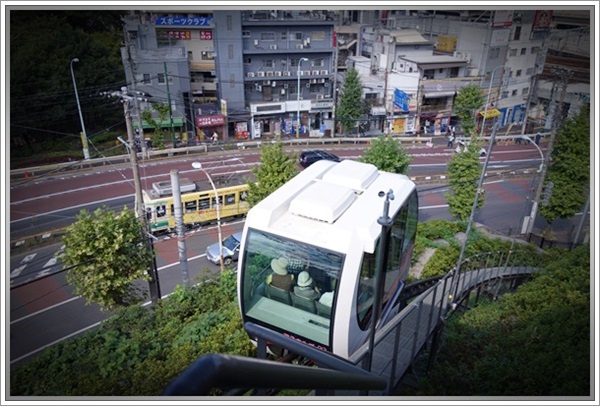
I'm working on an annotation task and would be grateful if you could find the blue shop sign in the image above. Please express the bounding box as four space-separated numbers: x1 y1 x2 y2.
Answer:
155 16 213 26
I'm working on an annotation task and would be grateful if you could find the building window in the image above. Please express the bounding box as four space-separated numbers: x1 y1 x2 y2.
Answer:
244 57 252 65
522 87 529 95
531 46 540 54
228 44 234 59
520 47 527 55
230 74 235 88
265 59 275 68
293 32 303 41
157 73 165 84
512 89 518 96
242 30 250 37
313 58 324 67
143 74 150 84
261 32 276 40
281 31 287 40
489 47 500 59
227 15 232 30
450 67 459 77
509 48 517 57
310 31 325 40
514 25 521 41
516 69 522 77
201 51 214 60
526 67 533 75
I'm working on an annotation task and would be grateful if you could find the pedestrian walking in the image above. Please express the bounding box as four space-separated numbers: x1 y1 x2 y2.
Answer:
447 125 455 148
535 132 541 145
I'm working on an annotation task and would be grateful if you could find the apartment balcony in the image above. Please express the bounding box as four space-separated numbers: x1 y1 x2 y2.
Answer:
190 60 215 72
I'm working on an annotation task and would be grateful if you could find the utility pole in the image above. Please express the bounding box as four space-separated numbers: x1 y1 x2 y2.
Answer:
521 74 537 136
525 68 572 235
164 61 176 149
125 36 148 160
122 92 162 304
170 169 190 286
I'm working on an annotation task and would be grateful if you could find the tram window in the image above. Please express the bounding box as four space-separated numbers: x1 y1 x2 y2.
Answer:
185 200 197 213
156 205 166 218
199 196 210 210
240 190 248 201
225 193 235 205
241 228 343 348
212 195 223 207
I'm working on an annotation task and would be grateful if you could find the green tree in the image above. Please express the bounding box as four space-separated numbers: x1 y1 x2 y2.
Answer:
539 106 590 224
336 67 363 135
246 141 299 207
142 102 170 149
59 206 153 311
445 142 484 221
453 83 485 138
359 135 412 174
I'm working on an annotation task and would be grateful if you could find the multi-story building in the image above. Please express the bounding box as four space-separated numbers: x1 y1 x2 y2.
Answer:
121 9 336 142
215 10 336 139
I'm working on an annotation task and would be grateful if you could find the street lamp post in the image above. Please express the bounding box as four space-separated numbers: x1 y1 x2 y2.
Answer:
521 134 545 234
480 65 504 139
297 57 309 138
191 162 224 273
70 58 91 160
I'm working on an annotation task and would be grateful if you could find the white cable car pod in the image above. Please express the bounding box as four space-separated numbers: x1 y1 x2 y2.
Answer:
237 159 418 360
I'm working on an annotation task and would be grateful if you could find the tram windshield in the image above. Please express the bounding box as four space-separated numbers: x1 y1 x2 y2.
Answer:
240 228 344 350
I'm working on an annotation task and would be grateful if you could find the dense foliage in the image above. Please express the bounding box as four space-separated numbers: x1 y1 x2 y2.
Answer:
539 106 590 225
10 270 255 396
336 68 363 135
59 206 152 311
10 11 126 161
358 135 413 174
416 220 544 279
245 141 299 207
415 244 590 396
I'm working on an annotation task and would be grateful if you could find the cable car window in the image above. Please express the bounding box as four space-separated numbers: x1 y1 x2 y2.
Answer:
356 190 418 330
240 228 344 349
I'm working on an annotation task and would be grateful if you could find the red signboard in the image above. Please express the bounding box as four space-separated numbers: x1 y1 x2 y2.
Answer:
196 115 225 127
199 30 213 40
166 30 191 40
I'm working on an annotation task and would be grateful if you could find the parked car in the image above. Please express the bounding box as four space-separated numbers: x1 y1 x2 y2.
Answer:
298 150 341 168
206 232 242 266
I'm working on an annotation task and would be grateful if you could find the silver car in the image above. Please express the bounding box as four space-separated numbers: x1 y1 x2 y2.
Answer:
206 232 243 266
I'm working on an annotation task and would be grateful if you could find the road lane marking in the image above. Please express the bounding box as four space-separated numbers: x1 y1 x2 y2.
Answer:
11 296 81 324
10 320 102 365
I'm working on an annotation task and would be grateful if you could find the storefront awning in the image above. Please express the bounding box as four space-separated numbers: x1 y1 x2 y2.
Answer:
479 108 501 119
134 117 184 129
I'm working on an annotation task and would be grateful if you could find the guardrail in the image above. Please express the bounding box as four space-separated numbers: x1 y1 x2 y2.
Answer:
9 135 434 180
